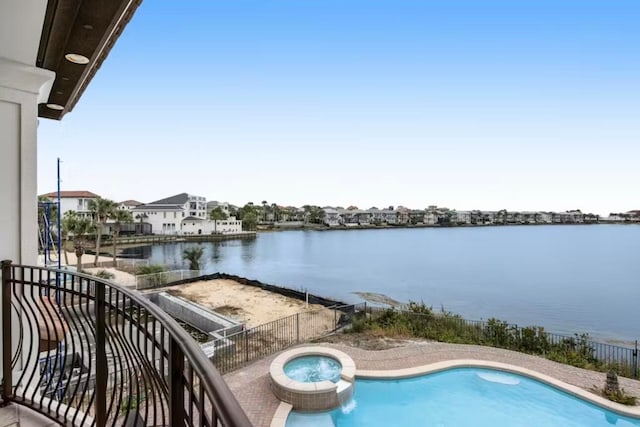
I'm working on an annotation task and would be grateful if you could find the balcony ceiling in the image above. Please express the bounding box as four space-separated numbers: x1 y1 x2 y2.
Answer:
37 0 142 120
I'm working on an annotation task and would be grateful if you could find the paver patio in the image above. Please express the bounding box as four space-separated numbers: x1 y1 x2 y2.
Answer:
224 340 640 427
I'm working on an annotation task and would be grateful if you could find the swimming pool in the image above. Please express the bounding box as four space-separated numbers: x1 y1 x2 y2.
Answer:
285 368 640 427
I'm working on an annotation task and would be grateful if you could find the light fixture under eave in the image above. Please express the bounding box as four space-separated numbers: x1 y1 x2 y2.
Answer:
65 53 90 64
46 104 65 111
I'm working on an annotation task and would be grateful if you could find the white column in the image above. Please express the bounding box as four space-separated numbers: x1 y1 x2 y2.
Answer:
0 0 56 396
0 60 55 397
0 58 55 265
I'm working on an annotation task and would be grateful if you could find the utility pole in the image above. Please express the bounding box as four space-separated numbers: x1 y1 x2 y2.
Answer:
57 157 62 271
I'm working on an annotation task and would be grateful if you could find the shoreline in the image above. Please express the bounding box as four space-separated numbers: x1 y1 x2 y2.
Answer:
256 222 638 233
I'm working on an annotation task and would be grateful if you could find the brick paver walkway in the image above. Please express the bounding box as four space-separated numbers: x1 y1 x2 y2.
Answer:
224 341 640 427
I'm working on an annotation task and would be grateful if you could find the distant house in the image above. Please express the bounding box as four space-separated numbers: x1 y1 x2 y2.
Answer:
537 212 552 224
118 200 142 211
132 193 207 235
395 207 410 224
453 211 472 224
423 211 438 225
40 190 100 218
181 216 243 235
206 200 232 218
323 208 341 226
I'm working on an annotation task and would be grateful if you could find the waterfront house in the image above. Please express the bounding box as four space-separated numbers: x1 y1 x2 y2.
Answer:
409 209 427 224
41 190 100 218
396 206 410 224
453 210 472 224
479 211 497 225
1 2 251 425
378 208 398 224
337 209 359 225
565 210 585 223
421 210 436 225
538 212 553 224
323 208 342 226
181 216 243 235
132 193 207 234
584 213 600 223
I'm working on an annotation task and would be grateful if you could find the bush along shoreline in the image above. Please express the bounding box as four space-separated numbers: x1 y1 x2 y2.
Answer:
350 302 639 387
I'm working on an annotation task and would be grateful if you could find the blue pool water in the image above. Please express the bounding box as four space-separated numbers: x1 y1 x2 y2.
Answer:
285 368 640 427
284 356 342 383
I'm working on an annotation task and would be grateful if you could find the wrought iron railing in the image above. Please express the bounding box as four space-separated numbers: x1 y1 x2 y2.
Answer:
1 261 252 427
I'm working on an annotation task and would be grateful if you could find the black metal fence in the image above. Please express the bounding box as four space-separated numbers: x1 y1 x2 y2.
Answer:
1 262 252 427
363 305 639 378
212 303 365 374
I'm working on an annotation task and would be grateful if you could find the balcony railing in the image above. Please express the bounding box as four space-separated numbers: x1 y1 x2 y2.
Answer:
1 261 252 427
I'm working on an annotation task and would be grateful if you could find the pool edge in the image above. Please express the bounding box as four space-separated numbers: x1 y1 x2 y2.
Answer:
270 402 292 427
356 359 640 419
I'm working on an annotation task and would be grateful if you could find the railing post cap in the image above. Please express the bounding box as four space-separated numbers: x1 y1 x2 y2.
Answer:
1 260 12 267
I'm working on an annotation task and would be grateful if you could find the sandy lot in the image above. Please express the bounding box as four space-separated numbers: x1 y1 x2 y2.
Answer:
165 279 331 327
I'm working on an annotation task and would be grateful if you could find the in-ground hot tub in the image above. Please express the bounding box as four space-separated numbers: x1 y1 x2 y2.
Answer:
284 355 342 383
270 347 356 411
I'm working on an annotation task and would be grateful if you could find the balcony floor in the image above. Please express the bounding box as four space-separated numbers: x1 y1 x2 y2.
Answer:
0 403 60 427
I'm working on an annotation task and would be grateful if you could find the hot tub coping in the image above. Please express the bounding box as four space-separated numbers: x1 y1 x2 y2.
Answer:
270 346 356 384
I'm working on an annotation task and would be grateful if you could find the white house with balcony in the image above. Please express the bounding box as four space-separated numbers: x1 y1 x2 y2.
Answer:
181 216 242 235
41 190 100 218
131 193 207 235
323 208 342 226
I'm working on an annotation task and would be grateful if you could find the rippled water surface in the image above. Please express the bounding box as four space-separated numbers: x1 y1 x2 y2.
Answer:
284 356 342 383
123 225 640 342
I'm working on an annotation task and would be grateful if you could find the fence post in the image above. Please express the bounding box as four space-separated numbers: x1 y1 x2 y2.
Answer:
634 340 638 379
334 308 338 331
296 313 300 343
94 279 107 426
244 330 249 363
1 260 13 401
169 337 185 426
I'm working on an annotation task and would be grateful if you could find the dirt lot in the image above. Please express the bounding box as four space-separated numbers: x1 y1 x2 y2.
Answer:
165 279 331 327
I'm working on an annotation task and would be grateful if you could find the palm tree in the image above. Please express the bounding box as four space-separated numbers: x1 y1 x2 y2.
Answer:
183 247 204 271
89 197 116 266
209 207 228 234
271 203 280 223
62 211 94 272
110 209 133 264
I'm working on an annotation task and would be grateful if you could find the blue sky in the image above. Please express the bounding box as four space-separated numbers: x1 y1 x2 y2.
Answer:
38 0 639 214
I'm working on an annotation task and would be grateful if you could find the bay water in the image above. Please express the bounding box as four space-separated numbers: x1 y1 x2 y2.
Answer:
123 225 640 343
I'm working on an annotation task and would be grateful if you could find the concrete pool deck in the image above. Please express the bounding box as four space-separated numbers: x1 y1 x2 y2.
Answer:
223 340 640 427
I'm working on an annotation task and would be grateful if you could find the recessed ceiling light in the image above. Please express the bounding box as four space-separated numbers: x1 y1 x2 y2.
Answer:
83 24 94 30
55 91 63 95
65 53 90 64
46 103 64 111
61 77 69 81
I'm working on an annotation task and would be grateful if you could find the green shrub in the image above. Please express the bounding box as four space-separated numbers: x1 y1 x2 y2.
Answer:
603 388 637 405
136 264 167 288
93 270 115 280
349 301 631 377
137 264 166 275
